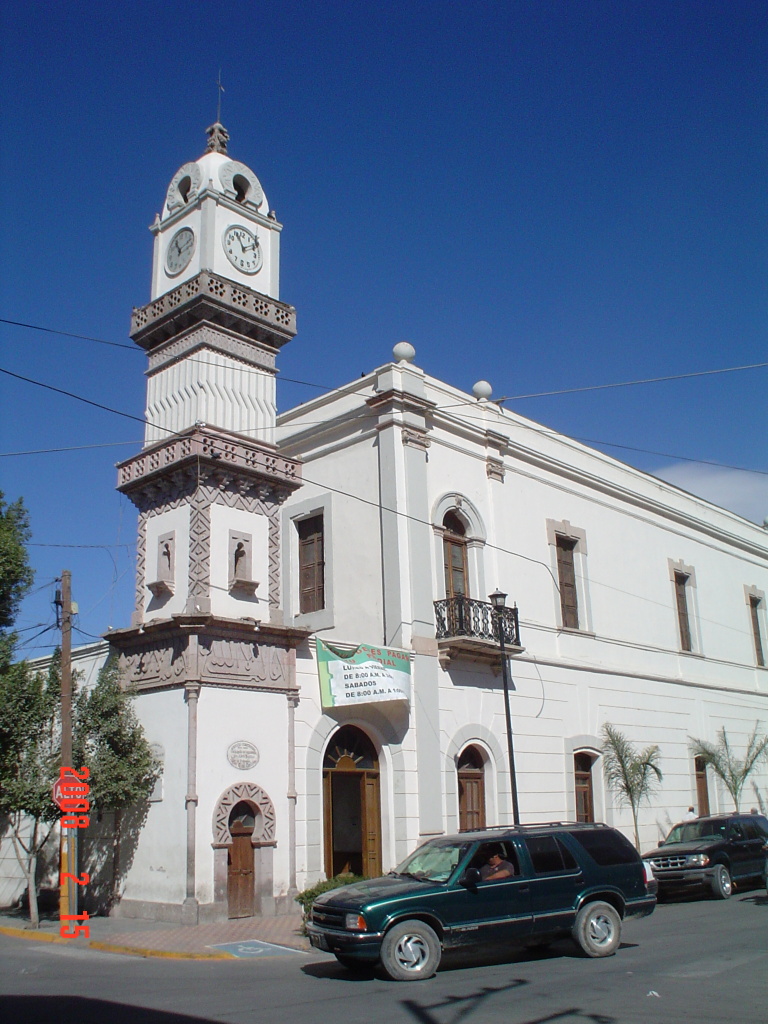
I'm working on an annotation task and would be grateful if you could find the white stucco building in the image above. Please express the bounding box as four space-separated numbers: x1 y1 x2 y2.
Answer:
9 124 766 921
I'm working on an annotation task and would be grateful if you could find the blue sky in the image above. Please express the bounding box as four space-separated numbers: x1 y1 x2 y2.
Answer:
1 1 766 658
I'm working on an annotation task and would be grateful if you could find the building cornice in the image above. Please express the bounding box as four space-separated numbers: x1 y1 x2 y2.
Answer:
131 270 296 351
117 426 302 508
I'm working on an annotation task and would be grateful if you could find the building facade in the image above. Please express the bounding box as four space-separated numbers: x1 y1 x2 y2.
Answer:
18 125 766 923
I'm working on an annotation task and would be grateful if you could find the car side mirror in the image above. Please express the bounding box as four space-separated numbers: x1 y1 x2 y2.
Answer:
460 867 482 890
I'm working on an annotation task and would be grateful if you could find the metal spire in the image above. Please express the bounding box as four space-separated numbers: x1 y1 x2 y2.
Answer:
205 71 229 154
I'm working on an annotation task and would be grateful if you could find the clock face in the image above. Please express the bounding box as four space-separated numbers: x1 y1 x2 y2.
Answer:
223 225 263 275
166 227 195 276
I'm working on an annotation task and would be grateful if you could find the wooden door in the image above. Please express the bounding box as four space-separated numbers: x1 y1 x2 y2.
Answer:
227 823 255 919
458 774 485 831
323 726 381 879
363 772 382 877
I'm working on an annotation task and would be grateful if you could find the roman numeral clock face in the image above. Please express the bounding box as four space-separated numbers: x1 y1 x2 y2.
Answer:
223 225 263 275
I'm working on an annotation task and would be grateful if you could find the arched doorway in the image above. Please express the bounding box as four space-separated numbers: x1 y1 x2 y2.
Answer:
227 801 255 918
574 752 596 823
457 745 486 831
323 725 381 878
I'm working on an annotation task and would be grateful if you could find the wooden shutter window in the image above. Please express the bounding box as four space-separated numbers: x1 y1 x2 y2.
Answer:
443 512 468 598
674 572 692 651
749 597 765 667
556 536 579 629
694 756 710 816
298 515 324 614
574 752 595 823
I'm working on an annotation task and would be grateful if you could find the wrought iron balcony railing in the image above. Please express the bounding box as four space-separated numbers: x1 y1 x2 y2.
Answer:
434 597 522 649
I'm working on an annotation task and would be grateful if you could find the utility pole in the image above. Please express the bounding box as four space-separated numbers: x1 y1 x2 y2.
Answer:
56 571 76 919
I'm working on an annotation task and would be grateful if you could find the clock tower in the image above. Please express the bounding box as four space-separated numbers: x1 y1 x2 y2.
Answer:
108 125 308 924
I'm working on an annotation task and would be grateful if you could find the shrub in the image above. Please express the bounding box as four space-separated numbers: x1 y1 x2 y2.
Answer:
294 873 363 922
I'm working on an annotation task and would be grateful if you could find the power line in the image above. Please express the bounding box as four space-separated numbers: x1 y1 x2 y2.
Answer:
2 360 767 479
0 317 137 351
502 361 768 401
0 366 147 425
0 441 139 458
4 314 768 403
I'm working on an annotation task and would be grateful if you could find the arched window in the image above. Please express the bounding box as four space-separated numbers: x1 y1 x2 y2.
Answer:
323 726 381 878
574 752 596 823
458 745 486 831
443 511 468 598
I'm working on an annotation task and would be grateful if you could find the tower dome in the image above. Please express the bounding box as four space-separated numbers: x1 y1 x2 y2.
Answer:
149 123 281 302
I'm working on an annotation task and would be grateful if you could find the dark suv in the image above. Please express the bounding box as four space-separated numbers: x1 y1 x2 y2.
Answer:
642 813 768 900
307 822 656 981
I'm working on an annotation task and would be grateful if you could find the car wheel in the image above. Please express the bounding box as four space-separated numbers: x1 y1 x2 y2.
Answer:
710 864 732 899
572 901 622 958
334 954 375 973
379 920 441 981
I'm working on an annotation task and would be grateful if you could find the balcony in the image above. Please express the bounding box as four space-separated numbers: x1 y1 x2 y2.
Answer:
434 597 523 668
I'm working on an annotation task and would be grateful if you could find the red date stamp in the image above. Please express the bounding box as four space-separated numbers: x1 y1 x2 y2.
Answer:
56 766 91 938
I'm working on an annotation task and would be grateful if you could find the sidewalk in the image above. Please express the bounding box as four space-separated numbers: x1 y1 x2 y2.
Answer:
0 907 311 959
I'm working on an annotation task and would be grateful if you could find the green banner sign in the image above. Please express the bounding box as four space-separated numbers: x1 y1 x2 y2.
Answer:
316 639 411 709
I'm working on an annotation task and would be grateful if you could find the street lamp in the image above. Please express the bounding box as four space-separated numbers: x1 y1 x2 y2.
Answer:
489 589 521 825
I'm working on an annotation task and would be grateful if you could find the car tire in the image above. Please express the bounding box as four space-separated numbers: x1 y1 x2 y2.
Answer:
334 954 375 973
710 864 732 899
379 920 441 981
572 901 622 958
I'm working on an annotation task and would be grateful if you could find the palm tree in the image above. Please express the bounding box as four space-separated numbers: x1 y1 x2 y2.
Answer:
689 724 768 811
601 723 663 850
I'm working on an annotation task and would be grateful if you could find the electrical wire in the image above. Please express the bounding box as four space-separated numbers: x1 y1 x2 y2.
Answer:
1 360 766 479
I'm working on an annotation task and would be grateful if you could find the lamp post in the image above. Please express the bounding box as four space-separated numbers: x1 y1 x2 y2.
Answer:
489 589 520 825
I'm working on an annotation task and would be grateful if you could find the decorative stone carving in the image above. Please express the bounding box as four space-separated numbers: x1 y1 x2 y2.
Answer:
227 741 260 771
206 121 229 154
119 635 188 687
146 325 278 375
130 271 296 343
486 457 505 482
401 427 431 450
165 162 202 213
218 160 264 209
117 429 300 496
199 638 289 689
213 782 275 845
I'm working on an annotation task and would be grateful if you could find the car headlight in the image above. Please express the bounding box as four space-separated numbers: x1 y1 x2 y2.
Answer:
686 854 710 867
345 913 367 931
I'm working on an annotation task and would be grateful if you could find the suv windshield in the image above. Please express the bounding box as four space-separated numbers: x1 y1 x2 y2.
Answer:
393 840 471 883
663 819 728 844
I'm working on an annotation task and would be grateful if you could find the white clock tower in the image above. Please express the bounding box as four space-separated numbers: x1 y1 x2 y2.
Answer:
109 125 308 924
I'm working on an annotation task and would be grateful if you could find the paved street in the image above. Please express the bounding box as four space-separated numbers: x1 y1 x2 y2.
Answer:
1 893 766 1024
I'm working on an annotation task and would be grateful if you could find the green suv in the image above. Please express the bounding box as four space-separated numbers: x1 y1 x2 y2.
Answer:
307 822 656 981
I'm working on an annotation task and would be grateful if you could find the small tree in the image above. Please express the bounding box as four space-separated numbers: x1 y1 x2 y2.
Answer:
601 723 663 850
689 724 768 811
74 658 160 905
0 655 62 926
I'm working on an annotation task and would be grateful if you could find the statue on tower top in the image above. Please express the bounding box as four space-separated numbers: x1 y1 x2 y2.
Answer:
206 121 229 154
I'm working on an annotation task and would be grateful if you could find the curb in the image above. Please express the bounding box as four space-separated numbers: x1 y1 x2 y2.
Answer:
0 925 71 945
88 941 235 960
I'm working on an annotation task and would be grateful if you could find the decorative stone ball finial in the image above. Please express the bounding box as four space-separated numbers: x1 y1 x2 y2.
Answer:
393 341 416 364
206 122 230 154
473 380 493 401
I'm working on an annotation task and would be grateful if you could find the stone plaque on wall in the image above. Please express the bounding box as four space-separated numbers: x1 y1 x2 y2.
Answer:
227 740 260 770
